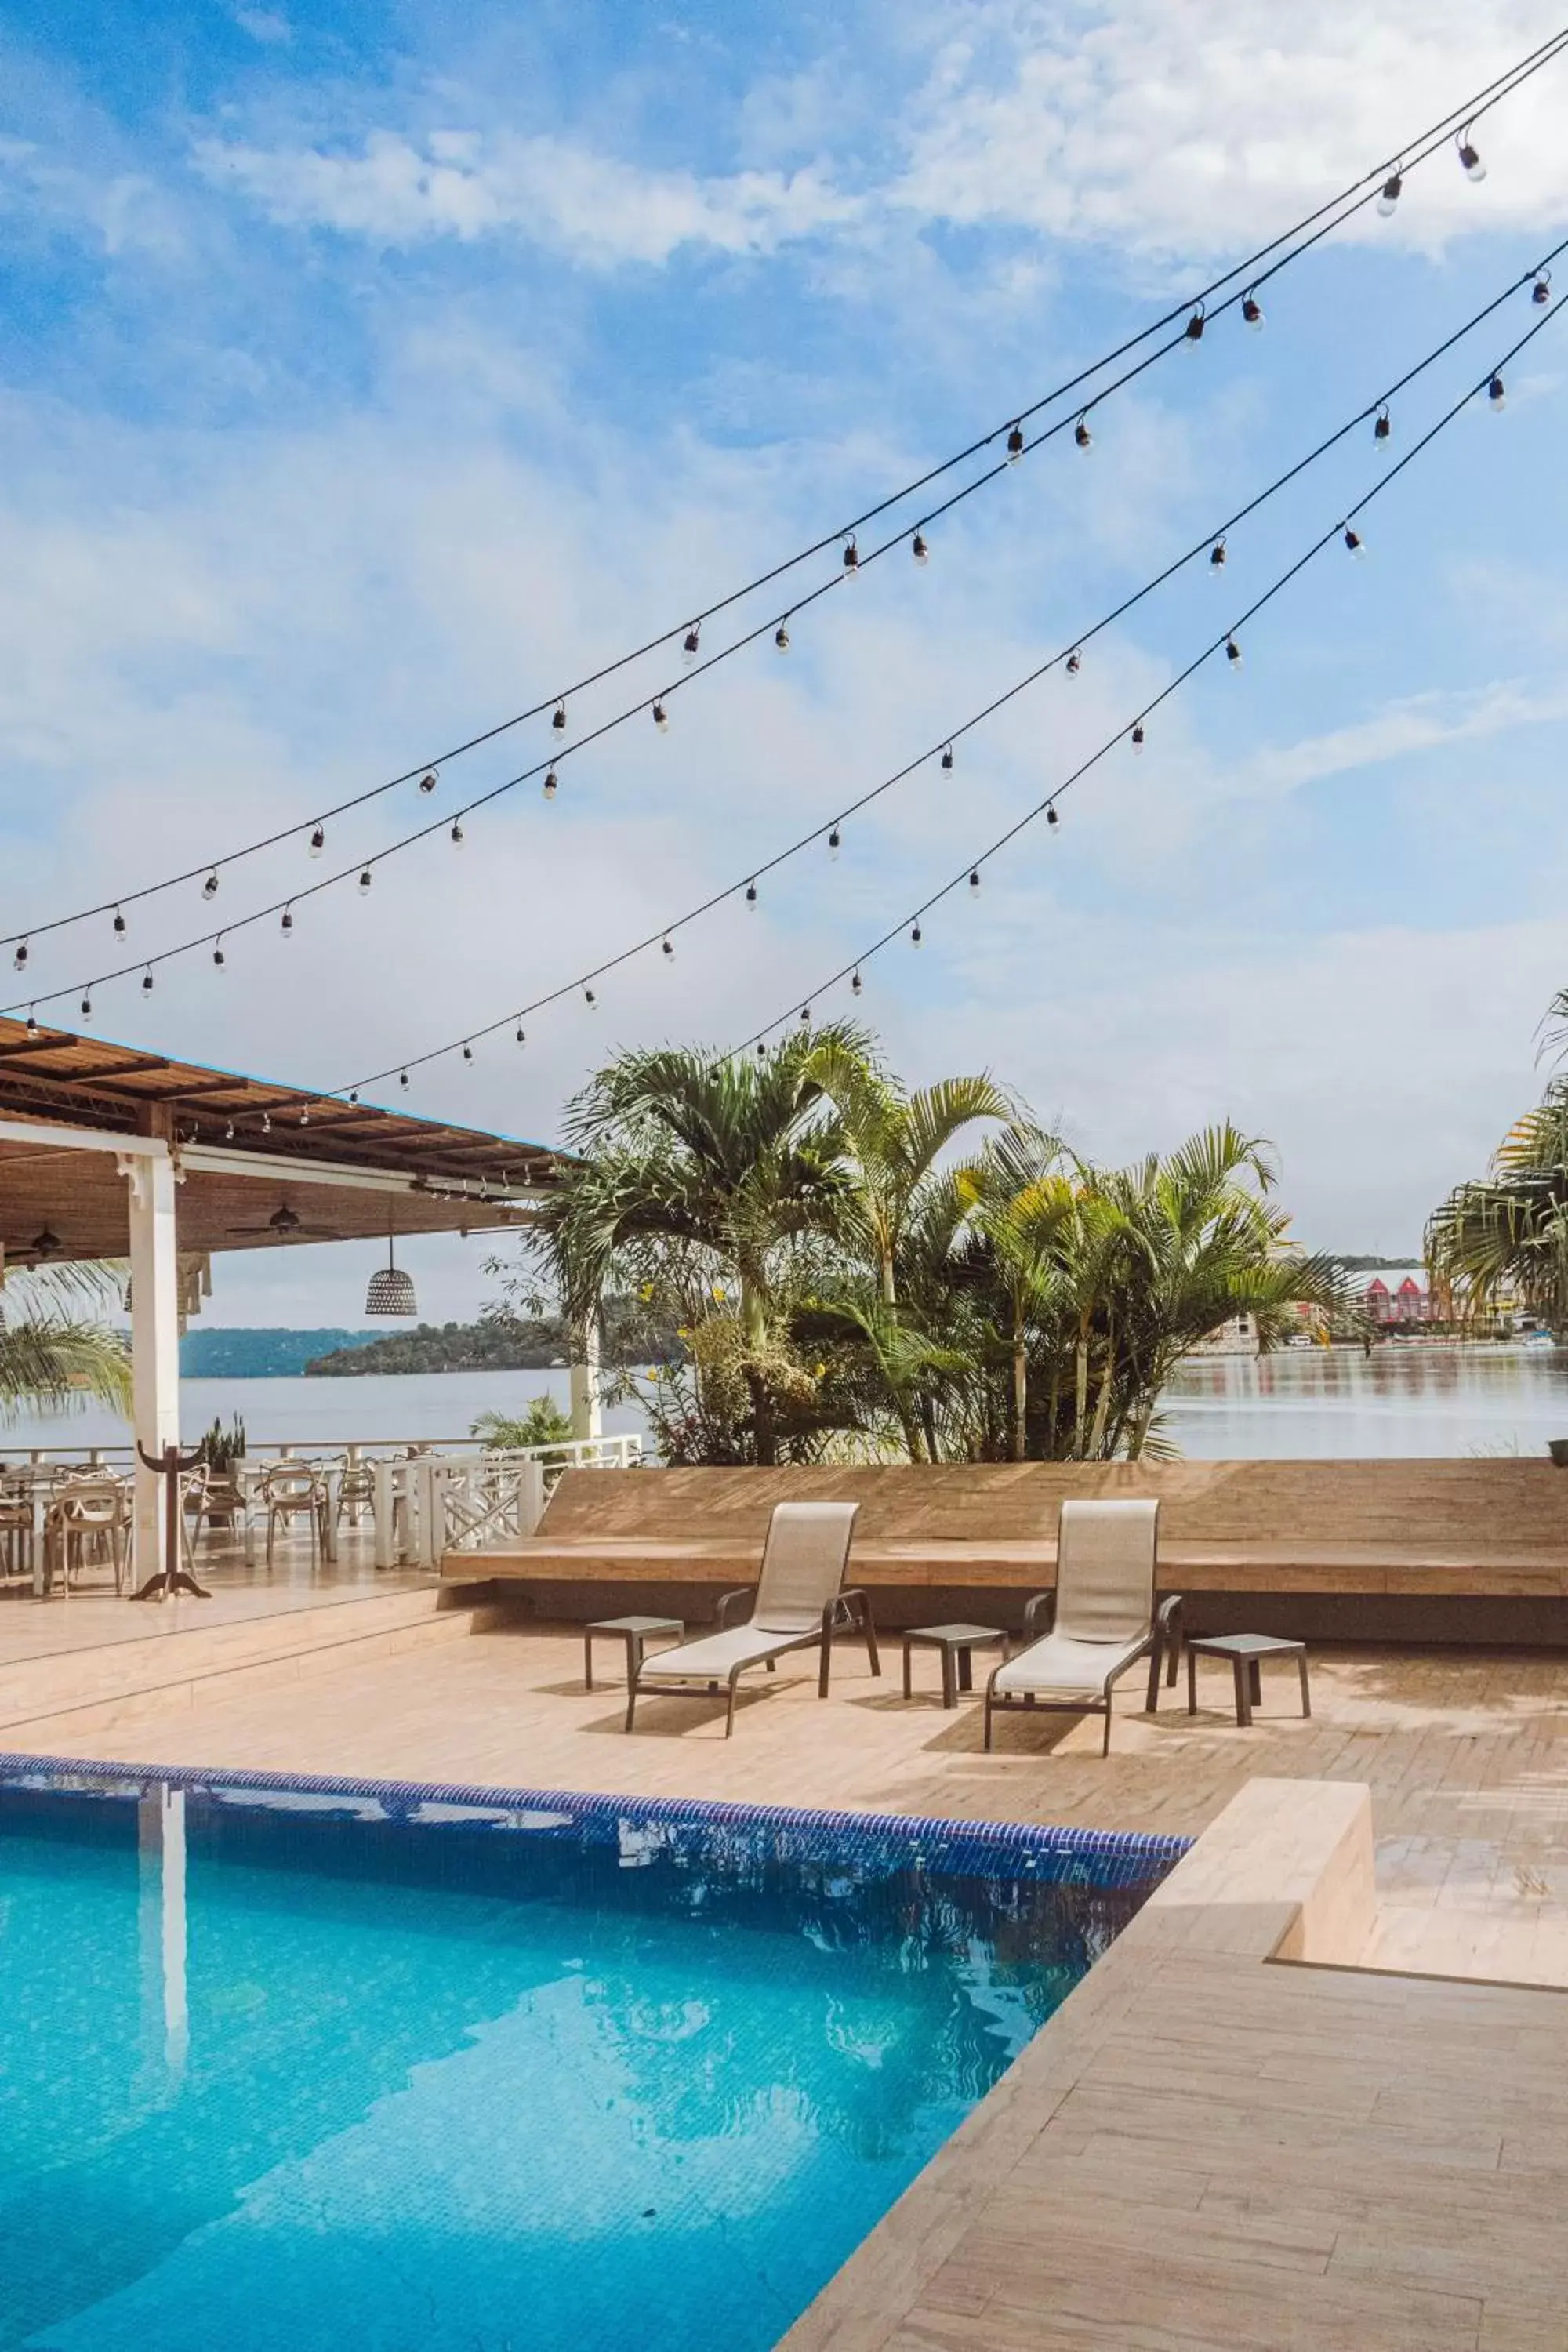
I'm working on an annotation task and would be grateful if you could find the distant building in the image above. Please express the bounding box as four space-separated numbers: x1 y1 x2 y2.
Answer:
1359 1267 1433 1327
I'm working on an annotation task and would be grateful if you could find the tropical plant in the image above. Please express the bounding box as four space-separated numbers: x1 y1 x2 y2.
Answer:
1427 998 1568 1326
197 1413 248 1473
471 1397 575 1450
0 1263 132 1422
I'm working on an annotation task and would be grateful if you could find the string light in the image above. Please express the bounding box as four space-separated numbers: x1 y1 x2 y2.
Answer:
419 770 438 794
1047 806 1059 828
1225 635 1243 667
450 819 465 844
583 986 597 1009
682 625 701 662
113 908 126 937
941 744 955 771
1074 414 1093 449
652 699 670 733
1377 168 1403 216
1534 270 1553 303
1374 405 1392 448
1131 723 1146 751
1066 647 1083 675
828 826 841 858
1210 538 1227 569
775 621 791 652
309 826 325 857
543 769 558 800
851 969 862 996
12 942 25 971
842 538 859 575
202 871 219 899
141 967 154 994
1185 305 1206 347
299 1105 310 1125
1342 524 1367 556
662 935 675 958
912 530 930 564
746 880 758 910
799 1004 811 1025
224 1120 235 1140
1488 371 1506 408
968 867 982 895
462 1042 474 1063
399 1072 409 1091
213 938 227 969
552 704 567 732
910 920 923 947
1006 423 1025 462
11 46 1568 984
1457 126 1486 180
1242 290 1265 329
358 868 373 894
25 1009 37 1037
79 990 93 1019
261 1110 272 1131
280 906 294 938
756 1039 768 1058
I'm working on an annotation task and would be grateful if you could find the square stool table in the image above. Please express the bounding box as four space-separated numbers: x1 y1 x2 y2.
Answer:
584 1613 685 1691
902 1622 1011 1709
1185 1632 1310 1727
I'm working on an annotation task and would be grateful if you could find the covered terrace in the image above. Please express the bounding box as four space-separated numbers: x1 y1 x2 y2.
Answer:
0 1011 587 1581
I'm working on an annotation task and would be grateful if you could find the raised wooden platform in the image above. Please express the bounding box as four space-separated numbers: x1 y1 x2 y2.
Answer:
447 1461 1568 1639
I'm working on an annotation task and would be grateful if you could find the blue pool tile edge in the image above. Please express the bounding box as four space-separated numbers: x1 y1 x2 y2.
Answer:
0 1747 1191 1874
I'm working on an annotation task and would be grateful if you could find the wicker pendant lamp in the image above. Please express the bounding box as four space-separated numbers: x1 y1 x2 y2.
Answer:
365 1219 416 1317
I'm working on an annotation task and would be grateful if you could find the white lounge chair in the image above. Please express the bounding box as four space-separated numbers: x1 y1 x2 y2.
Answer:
983 1498 1181 1755
625 1501 877 1736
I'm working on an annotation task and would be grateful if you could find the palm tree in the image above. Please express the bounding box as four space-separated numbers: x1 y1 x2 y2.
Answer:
956 1127 1076 1461
1427 1076 1568 1327
534 1029 862 1461
0 1264 132 1421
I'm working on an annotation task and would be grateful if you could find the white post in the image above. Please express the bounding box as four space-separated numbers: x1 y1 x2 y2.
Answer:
568 1313 602 1443
125 1152 181 1581
139 1783 188 2087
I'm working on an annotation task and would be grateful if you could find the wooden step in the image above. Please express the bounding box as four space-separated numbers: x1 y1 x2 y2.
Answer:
0 1584 493 1737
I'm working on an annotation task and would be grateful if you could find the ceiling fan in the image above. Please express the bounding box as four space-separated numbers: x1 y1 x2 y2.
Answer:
226 1203 338 1241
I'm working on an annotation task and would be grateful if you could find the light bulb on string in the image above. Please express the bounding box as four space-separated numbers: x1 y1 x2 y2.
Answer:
79 989 93 1021
662 935 675 959
450 819 465 845
828 826 841 859
202 870 220 900
1457 127 1486 181
1005 422 1025 463
462 1042 474 1064
1047 806 1059 829
1225 635 1243 668
280 906 294 938
1377 169 1403 216
419 770 438 795
358 868 373 894
1209 538 1227 570
842 537 859 575
583 986 597 1010
299 1106 310 1127
1131 723 1145 753
1533 270 1552 305
851 969 862 996
12 940 26 971
1374 405 1392 450
25 1008 37 1037
1242 290 1264 329
309 826 325 857
224 1120 235 1140
940 743 955 771
1184 305 1205 347
552 704 567 732
213 938 227 970
911 529 929 564
910 920 923 948
515 1024 526 1047
1488 372 1506 410
260 1110 272 1133
775 620 790 652
652 699 670 733
968 868 981 896
799 1005 811 1026
1065 647 1083 676
398 1072 408 1091
543 769 557 800
113 907 126 938
746 879 758 911
141 967 154 995
755 1039 768 1058
682 625 700 663
1342 524 1366 557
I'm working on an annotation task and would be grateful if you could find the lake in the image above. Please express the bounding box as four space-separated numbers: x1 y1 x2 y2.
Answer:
3 1348 1567 1461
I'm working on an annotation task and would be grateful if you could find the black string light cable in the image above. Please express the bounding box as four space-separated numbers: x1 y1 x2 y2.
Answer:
3 29 1563 963
8 225 1561 1040
269 240 1563 1102
733 299 1568 1059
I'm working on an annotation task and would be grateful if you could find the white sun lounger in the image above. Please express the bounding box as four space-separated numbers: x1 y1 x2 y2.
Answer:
625 1501 877 1736
983 1499 1181 1755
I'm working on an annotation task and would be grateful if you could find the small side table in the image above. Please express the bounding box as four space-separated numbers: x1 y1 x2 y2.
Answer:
585 1613 684 1691
1186 1632 1310 1728
902 1622 1010 1709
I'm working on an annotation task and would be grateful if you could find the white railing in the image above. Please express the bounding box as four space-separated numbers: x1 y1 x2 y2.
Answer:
0 1434 642 1470
438 1435 644 1560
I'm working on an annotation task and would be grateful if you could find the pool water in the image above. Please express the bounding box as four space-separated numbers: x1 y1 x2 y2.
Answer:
0 1765 1181 2352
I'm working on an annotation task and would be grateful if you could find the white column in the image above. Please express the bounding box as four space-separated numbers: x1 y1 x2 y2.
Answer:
125 1153 181 1579
139 1783 188 2088
568 1314 602 1443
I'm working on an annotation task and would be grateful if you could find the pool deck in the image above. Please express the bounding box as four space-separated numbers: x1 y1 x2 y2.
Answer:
4 1586 1567 2347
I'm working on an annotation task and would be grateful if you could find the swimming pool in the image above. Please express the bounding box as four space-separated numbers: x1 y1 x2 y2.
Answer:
0 1757 1184 2352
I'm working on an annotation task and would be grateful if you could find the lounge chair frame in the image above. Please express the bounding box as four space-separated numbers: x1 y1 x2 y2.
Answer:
626 1583 880 1736
982 1587 1182 1754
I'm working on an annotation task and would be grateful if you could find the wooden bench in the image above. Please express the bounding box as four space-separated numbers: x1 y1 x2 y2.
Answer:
444 1461 1568 1638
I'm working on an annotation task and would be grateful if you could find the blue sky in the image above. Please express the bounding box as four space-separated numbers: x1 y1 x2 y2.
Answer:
3 0 1568 1326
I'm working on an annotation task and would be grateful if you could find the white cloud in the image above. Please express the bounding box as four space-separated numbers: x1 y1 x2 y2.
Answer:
1234 680 1568 798
194 129 859 263
0 134 184 257
887 0 1568 259
235 7 291 41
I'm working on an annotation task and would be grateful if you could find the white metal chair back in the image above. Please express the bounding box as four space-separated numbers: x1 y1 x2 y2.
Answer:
753 1502 860 1632
1054 1499 1159 1646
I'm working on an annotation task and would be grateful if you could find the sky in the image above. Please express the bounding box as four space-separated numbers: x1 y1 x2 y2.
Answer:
3 0 1568 1329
